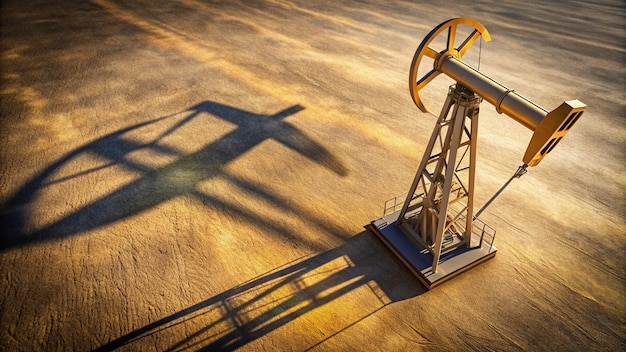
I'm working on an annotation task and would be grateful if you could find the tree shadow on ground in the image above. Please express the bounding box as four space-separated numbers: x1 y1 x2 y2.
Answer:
93 228 426 351
1 101 347 251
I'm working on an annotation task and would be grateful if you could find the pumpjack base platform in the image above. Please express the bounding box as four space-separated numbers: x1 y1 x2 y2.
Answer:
369 210 496 290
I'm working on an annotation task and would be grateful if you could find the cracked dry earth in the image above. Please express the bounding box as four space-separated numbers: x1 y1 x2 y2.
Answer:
1 0 625 351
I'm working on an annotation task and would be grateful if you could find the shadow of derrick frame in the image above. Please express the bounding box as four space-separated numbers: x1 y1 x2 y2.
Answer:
93 230 424 351
1 101 348 251
2 101 425 350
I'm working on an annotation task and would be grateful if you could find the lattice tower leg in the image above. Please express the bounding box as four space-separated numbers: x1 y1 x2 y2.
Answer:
397 85 482 272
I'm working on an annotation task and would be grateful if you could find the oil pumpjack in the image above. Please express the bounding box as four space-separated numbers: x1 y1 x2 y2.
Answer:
369 18 586 289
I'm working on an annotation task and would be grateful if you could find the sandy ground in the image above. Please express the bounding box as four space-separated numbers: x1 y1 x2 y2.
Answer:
1 0 624 351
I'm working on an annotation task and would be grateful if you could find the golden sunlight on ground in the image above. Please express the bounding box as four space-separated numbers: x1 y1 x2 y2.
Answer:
1 0 624 351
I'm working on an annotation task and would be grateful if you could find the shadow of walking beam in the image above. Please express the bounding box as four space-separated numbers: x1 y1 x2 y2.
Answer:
93 230 425 351
1 101 347 251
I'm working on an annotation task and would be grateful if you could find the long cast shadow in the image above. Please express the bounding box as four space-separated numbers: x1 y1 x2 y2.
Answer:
1 101 348 251
93 229 426 351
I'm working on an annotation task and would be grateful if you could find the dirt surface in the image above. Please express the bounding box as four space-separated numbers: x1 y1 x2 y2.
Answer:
1 0 624 351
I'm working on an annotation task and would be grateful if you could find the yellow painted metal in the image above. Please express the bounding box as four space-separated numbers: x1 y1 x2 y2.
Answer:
523 100 586 166
439 58 547 130
409 18 491 114
409 17 586 166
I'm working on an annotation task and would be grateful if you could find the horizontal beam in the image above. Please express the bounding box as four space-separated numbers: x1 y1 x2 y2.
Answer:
440 56 547 130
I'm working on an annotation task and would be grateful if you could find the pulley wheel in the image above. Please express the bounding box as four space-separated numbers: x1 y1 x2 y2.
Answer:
410 18 491 114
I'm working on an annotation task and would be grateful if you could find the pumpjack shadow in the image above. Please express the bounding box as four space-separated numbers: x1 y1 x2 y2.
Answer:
93 230 424 351
2 100 425 350
1 101 347 251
